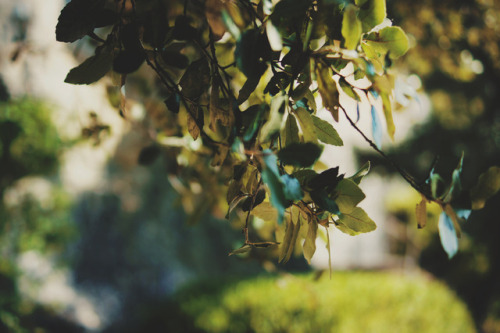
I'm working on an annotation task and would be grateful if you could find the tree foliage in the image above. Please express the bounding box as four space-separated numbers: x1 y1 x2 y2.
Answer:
55 0 499 263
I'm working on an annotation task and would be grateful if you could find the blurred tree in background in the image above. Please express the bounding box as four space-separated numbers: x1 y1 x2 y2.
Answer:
0 98 81 331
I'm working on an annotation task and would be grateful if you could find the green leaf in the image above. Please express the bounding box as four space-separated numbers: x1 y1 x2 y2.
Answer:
443 152 464 203
65 51 113 85
227 195 247 218
164 94 180 114
113 49 145 74
470 166 500 210
266 20 283 52
339 77 361 101
259 94 286 142
380 92 395 140
242 188 266 211
221 9 241 40
238 75 262 105
308 167 343 192
240 164 260 195
304 90 317 113
235 29 270 78
341 4 362 50
355 0 386 33
251 201 278 222
303 218 318 264
293 107 318 143
242 104 265 141
173 16 198 40
337 207 376 235
56 0 106 43
282 114 300 147
277 142 323 168
293 169 318 186
363 26 409 59
161 49 190 69
349 161 371 185
229 244 252 256
335 179 366 214
316 63 340 121
310 190 340 215
438 212 458 259
279 214 301 263
311 115 343 146
271 0 312 33
180 58 211 99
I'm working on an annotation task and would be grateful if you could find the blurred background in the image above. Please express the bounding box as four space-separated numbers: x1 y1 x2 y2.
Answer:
0 0 499 332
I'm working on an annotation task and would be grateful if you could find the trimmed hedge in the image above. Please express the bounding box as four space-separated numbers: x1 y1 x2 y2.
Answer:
171 272 476 333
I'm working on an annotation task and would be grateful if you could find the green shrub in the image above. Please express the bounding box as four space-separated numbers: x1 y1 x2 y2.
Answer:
173 272 476 333
0 98 62 183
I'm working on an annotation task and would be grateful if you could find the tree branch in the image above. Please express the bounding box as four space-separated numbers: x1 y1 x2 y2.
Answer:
339 106 434 201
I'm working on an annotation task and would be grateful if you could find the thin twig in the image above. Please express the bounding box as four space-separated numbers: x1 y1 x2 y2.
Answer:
339 106 433 201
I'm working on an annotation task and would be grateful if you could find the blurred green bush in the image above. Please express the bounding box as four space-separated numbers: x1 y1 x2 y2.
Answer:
146 272 476 333
0 98 62 191
0 98 78 332
0 98 72 260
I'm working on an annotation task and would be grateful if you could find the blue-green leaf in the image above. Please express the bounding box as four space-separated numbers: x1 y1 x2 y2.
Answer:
371 105 382 149
280 174 303 201
261 150 287 224
438 212 459 259
443 152 464 203
310 190 340 215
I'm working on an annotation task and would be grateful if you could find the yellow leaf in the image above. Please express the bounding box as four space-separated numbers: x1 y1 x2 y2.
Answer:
205 0 225 40
187 108 200 140
251 201 278 222
316 62 340 121
303 217 318 264
416 196 427 229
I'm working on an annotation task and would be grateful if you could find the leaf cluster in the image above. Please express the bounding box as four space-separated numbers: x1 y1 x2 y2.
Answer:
55 0 499 263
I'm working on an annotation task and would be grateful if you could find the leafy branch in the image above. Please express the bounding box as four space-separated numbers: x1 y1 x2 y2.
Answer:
55 0 500 264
